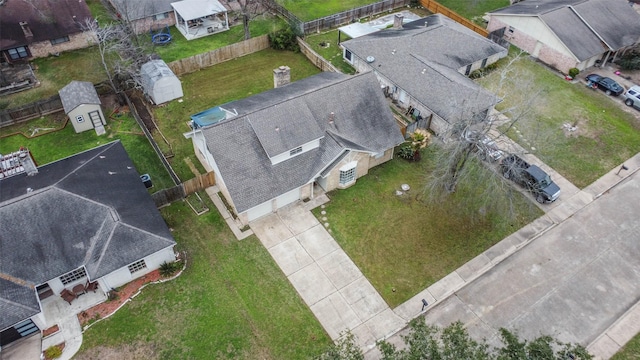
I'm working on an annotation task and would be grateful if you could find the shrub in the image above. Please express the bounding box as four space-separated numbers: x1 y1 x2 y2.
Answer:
568 68 579 78
159 261 181 277
269 26 299 52
618 47 640 70
397 142 415 160
44 345 62 359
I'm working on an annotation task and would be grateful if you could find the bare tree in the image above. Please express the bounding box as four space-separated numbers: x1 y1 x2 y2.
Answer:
237 0 269 40
423 52 544 211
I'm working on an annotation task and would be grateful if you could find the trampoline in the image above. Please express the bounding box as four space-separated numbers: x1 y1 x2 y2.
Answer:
151 26 172 45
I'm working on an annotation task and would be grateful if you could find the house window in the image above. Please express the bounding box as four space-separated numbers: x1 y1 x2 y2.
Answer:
50 36 70 45
76 115 85 123
128 259 147 274
289 146 302 156
481 58 488 68
7 46 28 60
345 49 352 62
59 268 87 285
465 64 472 76
153 12 169 20
339 166 356 185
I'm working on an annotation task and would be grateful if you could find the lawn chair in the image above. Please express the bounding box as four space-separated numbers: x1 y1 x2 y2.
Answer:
85 280 99 293
60 289 76 305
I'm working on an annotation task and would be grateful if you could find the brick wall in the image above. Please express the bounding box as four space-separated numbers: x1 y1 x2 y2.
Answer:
29 32 95 58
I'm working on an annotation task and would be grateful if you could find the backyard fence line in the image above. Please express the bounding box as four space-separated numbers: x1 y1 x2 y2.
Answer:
0 95 64 128
167 35 270 76
183 171 216 195
419 0 488 36
152 172 216 208
296 37 340 73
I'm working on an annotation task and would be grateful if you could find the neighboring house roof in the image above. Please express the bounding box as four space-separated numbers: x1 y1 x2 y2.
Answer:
59 81 101 114
110 0 175 21
342 14 504 123
200 72 404 213
0 141 176 331
171 0 227 21
0 0 93 51
490 0 640 60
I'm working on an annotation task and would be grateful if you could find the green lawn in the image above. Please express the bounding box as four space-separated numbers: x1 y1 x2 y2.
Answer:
0 112 174 190
314 147 541 307
276 0 381 21
153 16 286 63
612 333 640 360
436 0 510 20
86 0 115 24
478 55 640 188
153 49 321 180
1 47 107 109
303 30 356 74
76 198 331 359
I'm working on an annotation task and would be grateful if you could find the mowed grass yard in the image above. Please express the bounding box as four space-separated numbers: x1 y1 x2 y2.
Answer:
315 147 541 307
478 55 640 188
153 49 321 180
77 198 331 359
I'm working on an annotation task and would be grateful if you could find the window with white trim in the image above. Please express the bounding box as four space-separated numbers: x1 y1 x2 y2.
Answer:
60 268 87 285
128 259 147 274
50 36 70 45
339 167 356 185
289 146 302 156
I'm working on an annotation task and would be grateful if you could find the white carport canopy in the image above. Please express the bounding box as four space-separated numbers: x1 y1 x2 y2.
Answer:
171 0 226 21
338 23 380 39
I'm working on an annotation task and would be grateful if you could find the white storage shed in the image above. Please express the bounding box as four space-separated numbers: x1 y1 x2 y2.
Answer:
140 60 183 105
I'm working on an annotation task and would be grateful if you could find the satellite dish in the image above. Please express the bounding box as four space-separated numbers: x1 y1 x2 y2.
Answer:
366 56 375 63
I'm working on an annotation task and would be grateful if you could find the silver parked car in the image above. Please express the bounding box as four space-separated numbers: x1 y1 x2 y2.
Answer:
462 130 504 162
623 85 640 110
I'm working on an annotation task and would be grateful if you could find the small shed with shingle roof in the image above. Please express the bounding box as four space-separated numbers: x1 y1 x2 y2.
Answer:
140 60 183 105
59 80 105 134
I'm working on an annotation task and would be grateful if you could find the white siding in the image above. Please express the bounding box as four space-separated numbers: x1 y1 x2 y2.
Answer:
101 247 176 289
68 104 102 133
275 187 300 208
497 15 575 59
270 138 321 165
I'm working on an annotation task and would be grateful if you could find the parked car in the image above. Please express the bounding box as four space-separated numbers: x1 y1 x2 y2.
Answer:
462 129 503 162
500 154 561 203
585 74 624 96
623 85 640 110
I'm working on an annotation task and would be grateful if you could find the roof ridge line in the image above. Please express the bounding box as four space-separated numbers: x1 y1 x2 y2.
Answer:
52 141 118 186
89 222 119 279
118 222 176 245
0 271 34 288
0 296 40 312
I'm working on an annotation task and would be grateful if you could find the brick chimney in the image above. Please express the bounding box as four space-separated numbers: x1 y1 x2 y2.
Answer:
393 14 404 30
273 66 290 88
20 21 33 41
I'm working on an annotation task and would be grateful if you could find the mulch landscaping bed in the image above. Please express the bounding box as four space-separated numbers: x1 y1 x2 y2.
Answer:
78 270 161 327
43 324 59 337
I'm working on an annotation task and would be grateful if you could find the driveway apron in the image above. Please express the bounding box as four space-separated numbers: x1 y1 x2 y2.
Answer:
250 202 405 348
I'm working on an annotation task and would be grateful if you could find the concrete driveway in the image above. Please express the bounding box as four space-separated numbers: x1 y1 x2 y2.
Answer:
250 201 405 348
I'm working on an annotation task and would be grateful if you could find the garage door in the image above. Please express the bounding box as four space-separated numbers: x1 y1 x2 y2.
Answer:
275 188 300 209
247 201 273 222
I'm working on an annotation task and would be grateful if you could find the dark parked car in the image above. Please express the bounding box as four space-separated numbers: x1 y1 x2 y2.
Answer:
500 154 561 203
585 74 624 96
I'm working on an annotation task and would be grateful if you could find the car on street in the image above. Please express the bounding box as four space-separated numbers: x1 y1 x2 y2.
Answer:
500 154 561 203
623 85 640 110
585 74 624 96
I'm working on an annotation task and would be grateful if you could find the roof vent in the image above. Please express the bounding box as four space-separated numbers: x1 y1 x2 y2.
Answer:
20 21 33 40
366 56 375 63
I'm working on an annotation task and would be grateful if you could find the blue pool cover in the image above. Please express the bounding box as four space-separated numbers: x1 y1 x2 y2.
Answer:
191 106 227 128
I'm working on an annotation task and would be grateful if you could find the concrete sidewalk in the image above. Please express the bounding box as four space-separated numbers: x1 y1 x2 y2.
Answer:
250 201 405 349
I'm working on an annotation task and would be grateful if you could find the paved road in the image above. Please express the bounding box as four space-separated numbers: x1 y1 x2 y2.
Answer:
367 155 640 359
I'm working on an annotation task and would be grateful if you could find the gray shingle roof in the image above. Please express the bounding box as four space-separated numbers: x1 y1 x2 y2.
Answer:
141 60 177 90
491 0 640 60
342 14 504 123
59 81 101 114
111 0 175 21
202 72 404 213
0 141 175 330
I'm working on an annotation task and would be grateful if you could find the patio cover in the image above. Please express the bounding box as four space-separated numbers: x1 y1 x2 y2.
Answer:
171 0 226 21
338 23 380 39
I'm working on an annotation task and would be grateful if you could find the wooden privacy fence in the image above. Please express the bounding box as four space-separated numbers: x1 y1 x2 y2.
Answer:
152 172 216 208
0 95 64 128
167 35 270 76
419 0 488 36
302 0 410 34
297 37 339 72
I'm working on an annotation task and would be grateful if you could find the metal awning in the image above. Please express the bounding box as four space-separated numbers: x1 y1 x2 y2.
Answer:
171 0 226 21
338 23 380 39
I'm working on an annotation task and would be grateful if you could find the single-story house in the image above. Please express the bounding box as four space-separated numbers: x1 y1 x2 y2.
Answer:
108 0 177 34
185 70 404 224
487 0 640 74
0 0 95 63
141 60 184 105
59 81 106 135
0 141 176 349
171 0 230 40
341 14 507 135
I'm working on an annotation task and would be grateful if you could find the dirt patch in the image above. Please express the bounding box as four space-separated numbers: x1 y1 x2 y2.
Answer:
74 343 159 360
561 114 601 139
130 95 156 131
